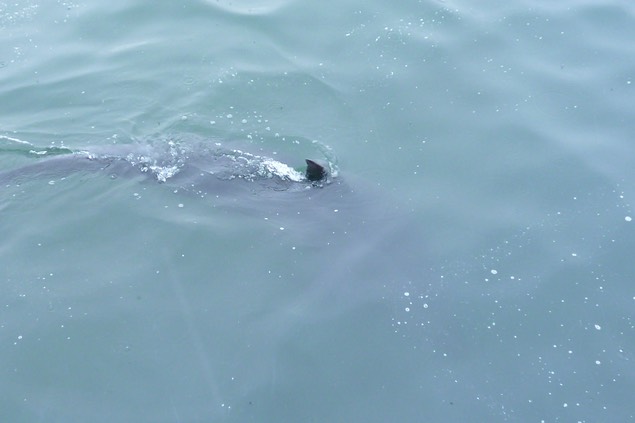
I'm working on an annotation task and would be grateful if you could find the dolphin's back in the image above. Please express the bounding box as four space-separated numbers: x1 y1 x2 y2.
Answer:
0 153 158 187
0 143 328 191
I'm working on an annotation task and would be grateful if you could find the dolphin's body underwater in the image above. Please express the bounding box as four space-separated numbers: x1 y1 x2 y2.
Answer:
0 141 330 193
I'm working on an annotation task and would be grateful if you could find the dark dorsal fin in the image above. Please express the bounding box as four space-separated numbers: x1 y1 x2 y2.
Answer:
305 159 327 181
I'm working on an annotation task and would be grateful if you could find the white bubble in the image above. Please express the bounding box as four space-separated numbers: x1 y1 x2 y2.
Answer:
625 216 632 222
594 324 601 330
490 269 498 275
404 292 410 297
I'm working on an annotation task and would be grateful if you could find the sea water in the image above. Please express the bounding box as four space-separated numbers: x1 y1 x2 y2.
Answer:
1 0 634 421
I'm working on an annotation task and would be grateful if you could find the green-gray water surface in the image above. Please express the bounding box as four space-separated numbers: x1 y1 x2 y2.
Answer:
1 0 635 422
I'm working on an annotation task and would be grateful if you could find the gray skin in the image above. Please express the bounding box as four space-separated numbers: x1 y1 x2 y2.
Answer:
0 146 352 235
0 151 328 191
0 154 143 185
0 148 344 224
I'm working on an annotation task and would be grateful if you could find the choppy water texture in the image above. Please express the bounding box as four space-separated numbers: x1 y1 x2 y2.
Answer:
1 0 635 422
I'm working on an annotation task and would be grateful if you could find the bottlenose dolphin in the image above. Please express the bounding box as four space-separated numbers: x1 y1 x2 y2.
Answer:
0 138 330 191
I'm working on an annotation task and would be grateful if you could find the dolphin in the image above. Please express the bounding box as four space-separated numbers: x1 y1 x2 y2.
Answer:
0 141 330 191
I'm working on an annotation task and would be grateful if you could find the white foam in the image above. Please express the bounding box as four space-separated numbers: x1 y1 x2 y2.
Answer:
227 149 306 182
0 135 31 145
149 165 181 182
259 158 305 182
29 150 49 155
